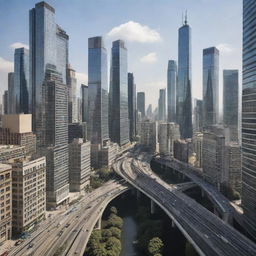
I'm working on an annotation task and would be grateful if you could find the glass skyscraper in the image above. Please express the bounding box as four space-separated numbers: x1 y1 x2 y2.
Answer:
158 88 166 121
242 0 256 239
177 17 193 139
109 40 130 146
14 47 29 114
7 72 14 114
203 47 219 127
167 60 177 122
128 73 136 141
137 92 145 118
88 36 109 145
30 2 68 137
223 70 239 142
81 84 89 123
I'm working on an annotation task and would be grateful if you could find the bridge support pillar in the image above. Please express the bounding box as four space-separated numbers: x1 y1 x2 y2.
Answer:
222 212 231 224
171 220 175 228
95 216 102 230
150 200 156 214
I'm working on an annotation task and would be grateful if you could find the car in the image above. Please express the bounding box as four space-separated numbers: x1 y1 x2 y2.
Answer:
15 240 23 246
65 224 70 228
28 243 34 249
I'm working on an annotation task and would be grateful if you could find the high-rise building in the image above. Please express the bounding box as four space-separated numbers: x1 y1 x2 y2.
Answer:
203 47 219 127
88 36 109 146
223 70 239 142
42 65 69 208
0 164 12 243
68 122 87 143
146 104 153 120
81 84 89 123
137 92 145 118
128 73 136 141
0 145 26 162
8 72 14 114
14 48 30 114
158 89 166 121
167 60 177 122
77 97 82 123
0 114 36 155
242 0 256 239
192 132 203 168
139 120 157 152
109 40 130 146
173 139 193 163
69 139 90 192
177 15 192 139
194 99 203 132
9 156 46 233
67 64 77 123
30 1 68 132
3 90 9 115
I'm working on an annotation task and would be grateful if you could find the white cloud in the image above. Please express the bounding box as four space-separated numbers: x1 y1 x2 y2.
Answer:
10 42 29 49
0 57 14 72
140 52 157 63
217 43 234 54
76 72 88 86
107 21 161 43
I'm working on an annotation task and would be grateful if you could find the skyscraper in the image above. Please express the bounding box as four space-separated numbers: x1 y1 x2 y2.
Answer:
8 72 14 114
242 0 256 239
3 90 8 115
109 40 130 146
137 92 145 118
167 60 177 122
223 70 239 142
66 64 77 123
88 36 109 145
81 84 89 123
30 2 68 133
158 88 166 121
177 15 193 138
128 73 136 141
194 99 203 132
203 47 219 127
14 47 29 114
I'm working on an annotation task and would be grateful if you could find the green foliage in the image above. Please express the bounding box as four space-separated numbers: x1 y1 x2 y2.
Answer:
105 214 123 229
109 227 121 239
102 229 112 240
148 237 164 256
110 206 118 215
105 237 121 254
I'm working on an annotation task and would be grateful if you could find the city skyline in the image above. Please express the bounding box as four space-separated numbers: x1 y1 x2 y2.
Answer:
0 0 242 108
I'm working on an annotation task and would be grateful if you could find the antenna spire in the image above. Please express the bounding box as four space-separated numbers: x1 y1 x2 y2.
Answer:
185 10 188 25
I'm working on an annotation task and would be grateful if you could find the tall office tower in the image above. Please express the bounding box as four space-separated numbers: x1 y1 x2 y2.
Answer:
9 156 46 233
109 40 130 146
128 73 136 141
81 84 89 123
30 2 68 132
0 145 26 162
194 99 203 132
242 0 256 239
167 60 177 122
139 120 157 152
203 47 219 127
77 97 82 123
0 114 36 155
223 70 239 142
158 88 166 121
193 132 203 168
137 92 145 118
69 139 90 192
3 90 9 114
14 48 30 114
8 72 14 114
88 36 109 145
174 139 193 163
67 64 77 123
42 65 69 208
177 15 192 138
146 104 153 120
0 164 12 242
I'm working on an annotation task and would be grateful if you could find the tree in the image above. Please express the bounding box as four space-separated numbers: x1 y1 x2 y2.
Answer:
105 237 121 255
102 229 112 240
110 206 118 215
148 237 164 256
109 227 121 239
106 215 123 229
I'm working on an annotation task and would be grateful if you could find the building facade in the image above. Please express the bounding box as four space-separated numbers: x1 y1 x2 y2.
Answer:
158 89 166 122
167 60 177 122
242 0 256 239
109 40 130 146
69 139 90 192
67 64 77 123
223 70 239 142
139 120 157 152
10 156 46 233
68 122 87 144
0 164 12 243
128 73 136 141
8 72 15 114
14 48 30 114
194 99 203 132
203 47 219 127
137 92 145 118
81 84 89 123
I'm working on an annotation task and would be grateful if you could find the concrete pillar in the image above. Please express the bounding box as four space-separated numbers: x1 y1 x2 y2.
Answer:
171 220 175 228
150 200 156 214
95 216 102 230
222 212 230 224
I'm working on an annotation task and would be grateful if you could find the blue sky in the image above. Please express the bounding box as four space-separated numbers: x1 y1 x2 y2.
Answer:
0 0 242 108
